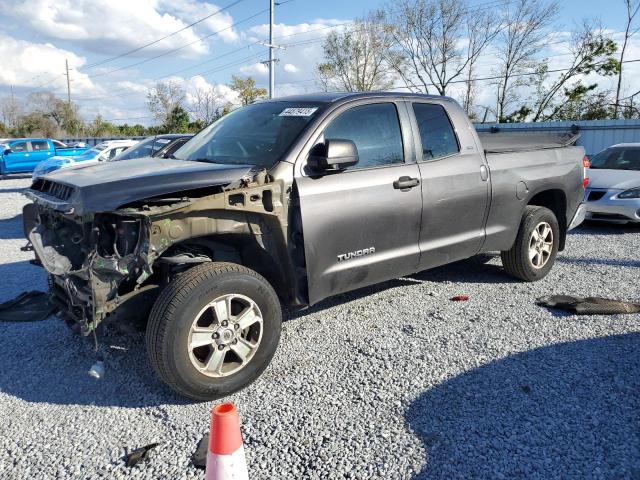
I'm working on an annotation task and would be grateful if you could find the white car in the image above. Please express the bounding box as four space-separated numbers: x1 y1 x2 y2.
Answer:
585 143 640 223
32 139 138 180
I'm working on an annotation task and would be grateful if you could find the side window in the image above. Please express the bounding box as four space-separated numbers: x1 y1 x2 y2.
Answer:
10 141 28 152
323 103 404 169
412 103 459 161
31 140 50 151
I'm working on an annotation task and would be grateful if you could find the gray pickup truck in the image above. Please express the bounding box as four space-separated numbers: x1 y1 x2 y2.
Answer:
23 92 587 400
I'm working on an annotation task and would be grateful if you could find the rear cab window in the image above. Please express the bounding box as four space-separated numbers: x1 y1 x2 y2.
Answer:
30 140 50 151
322 102 404 170
412 103 459 161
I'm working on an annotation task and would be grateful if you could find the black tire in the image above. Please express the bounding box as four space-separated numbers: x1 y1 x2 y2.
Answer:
146 262 282 401
500 206 560 282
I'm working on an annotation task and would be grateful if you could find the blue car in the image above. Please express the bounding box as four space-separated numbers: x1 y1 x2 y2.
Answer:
32 140 137 180
0 138 88 175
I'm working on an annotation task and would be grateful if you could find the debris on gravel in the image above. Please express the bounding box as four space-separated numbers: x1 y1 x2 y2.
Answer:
0 176 639 479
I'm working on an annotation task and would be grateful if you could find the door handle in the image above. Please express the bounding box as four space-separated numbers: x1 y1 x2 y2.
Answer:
480 165 488 181
393 176 420 189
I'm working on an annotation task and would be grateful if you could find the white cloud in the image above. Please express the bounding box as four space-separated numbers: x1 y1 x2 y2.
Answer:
239 62 269 77
0 0 237 58
283 63 299 73
0 33 98 95
185 75 239 107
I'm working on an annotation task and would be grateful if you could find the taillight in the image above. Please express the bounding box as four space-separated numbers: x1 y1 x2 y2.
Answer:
582 155 589 189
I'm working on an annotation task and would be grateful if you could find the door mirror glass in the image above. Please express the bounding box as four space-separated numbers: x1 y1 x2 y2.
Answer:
3 148 11 155
307 139 359 172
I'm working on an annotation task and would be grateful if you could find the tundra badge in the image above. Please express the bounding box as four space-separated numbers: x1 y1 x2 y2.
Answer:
337 247 376 262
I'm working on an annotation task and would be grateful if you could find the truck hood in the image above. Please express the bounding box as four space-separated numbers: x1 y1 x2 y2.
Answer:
26 156 254 215
588 169 640 190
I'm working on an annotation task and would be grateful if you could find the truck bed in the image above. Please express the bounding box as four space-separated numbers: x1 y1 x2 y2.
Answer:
477 131 580 154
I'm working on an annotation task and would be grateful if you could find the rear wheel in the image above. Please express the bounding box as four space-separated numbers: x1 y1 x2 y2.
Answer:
500 206 560 282
146 262 282 401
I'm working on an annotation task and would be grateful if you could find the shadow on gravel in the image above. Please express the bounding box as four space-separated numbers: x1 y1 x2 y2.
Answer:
558 255 640 269
569 221 640 236
290 256 512 320
0 213 25 240
406 333 640 479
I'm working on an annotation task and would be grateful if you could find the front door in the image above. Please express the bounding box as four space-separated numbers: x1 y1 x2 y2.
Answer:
4 140 31 173
408 101 490 270
295 101 423 304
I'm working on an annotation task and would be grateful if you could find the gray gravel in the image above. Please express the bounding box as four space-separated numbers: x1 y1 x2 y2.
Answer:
0 175 639 479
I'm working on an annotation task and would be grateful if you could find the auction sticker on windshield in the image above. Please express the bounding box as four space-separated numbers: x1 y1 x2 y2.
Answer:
279 107 318 117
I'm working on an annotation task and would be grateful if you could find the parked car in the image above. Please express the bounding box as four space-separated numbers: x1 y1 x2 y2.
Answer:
0 138 89 175
584 144 640 223
148 134 194 159
113 134 192 161
32 139 138 180
24 92 587 400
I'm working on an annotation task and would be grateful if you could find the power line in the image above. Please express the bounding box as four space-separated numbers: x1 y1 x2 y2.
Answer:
87 7 270 80
84 0 244 70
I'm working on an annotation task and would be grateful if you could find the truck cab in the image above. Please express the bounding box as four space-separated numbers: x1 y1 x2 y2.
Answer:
1 139 88 175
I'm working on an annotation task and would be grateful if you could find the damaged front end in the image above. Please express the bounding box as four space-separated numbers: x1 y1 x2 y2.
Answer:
23 164 303 336
28 207 153 334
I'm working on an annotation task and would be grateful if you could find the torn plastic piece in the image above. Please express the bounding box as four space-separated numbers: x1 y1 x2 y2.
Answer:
192 434 209 470
88 360 105 380
537 295 640 315
124 442 161 467
450 295 470 302
0 291 56 322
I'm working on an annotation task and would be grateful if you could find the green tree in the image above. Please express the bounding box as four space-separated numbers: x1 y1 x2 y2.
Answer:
229 76 266 106
162 105 190 133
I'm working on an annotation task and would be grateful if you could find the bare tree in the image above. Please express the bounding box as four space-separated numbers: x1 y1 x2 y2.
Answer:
147 81 186 124
528 22 619 121
191 85 228 125
462 10 503 115
317 11 395 92
386 0 500 97
614 0 640 117
493 0 559 122
0 95 21 129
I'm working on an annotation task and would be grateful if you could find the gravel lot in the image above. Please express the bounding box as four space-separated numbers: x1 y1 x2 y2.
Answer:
0 176 639 479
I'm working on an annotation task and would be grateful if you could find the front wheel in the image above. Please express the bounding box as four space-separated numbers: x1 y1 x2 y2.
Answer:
146 262 282 401
500 206 560 282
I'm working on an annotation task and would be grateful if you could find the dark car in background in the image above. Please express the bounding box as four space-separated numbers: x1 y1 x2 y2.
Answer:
114 134 193 161
150 134 194 159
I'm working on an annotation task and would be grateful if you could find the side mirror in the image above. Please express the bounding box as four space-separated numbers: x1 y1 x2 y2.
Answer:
307 139 359 172
3 148 12 155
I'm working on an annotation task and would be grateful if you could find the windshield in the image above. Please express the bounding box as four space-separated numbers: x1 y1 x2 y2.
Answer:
173 101 323 167
590 147 640 171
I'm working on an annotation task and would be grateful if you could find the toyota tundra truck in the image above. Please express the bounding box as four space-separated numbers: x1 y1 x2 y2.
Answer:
22 92 587 400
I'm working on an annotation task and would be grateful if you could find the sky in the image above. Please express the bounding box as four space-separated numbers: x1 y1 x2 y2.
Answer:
0 0 637 125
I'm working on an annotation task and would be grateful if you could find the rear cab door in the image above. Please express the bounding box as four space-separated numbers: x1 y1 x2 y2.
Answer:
294 97 423 304
29 139 54 169
405 98 491 270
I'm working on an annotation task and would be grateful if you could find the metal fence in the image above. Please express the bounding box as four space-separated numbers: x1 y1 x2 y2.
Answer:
474 119 640 156
61 119 640 155
58 136 147 147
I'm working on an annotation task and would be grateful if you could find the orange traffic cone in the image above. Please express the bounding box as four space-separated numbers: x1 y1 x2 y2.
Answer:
206 403 249 480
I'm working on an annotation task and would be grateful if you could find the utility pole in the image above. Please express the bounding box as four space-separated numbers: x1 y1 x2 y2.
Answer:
64 59 71 105
269 0 275 98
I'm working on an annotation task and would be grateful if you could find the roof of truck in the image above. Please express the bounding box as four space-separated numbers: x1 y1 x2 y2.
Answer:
263 91 456 104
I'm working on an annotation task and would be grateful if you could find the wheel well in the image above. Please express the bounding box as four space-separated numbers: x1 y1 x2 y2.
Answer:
527 189 567 251
159 235 290 302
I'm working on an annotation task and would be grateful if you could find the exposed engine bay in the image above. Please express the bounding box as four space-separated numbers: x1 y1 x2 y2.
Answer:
24 169 305 335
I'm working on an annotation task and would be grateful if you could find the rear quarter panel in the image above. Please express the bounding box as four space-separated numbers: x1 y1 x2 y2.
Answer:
482 145 584 252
